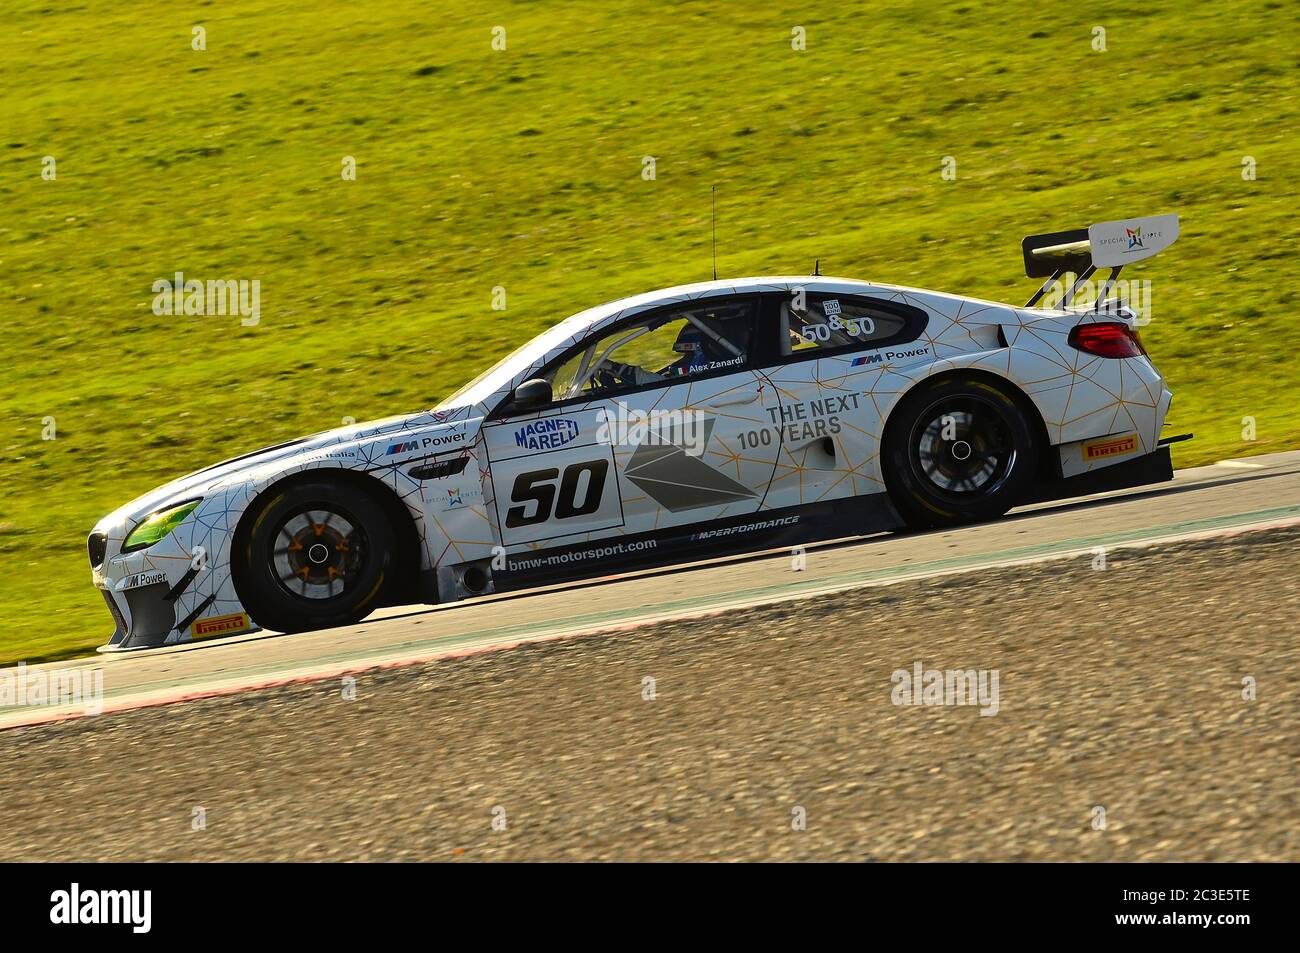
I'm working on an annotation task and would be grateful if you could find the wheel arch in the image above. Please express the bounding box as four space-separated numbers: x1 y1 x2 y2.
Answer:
884 368 1057 482
230 467 424 615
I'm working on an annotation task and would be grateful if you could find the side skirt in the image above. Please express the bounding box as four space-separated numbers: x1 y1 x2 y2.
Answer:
490 493 904 592
434 448 1176 601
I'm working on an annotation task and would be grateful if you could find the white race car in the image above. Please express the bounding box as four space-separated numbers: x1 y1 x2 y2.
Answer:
89 214 1186 650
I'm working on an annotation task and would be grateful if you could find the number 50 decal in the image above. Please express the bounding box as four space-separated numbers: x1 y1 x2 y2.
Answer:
506 459 610 528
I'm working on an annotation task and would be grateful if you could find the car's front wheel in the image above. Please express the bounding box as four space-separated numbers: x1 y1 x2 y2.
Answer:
883 377 1039 530
237 480 397 633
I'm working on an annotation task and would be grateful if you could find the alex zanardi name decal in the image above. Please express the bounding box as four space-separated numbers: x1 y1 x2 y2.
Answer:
514 417 580 451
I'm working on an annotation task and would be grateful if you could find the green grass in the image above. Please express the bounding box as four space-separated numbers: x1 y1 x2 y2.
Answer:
2 0 1297 665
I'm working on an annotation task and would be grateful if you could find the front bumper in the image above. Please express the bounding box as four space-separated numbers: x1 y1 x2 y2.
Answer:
97 581 178 651
89 518 258 652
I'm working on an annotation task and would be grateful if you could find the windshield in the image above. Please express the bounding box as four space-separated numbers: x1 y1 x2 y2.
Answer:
433 340 533 411
432 314 591 412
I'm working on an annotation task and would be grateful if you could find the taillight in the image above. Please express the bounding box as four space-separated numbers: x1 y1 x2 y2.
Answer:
1068 322 1145 359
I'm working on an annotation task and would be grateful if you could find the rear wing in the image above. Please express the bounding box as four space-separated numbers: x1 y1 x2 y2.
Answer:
1022 213 1179 308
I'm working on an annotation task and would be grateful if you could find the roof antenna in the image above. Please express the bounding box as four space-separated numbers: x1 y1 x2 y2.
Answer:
711 185 718 281
812 258 821 276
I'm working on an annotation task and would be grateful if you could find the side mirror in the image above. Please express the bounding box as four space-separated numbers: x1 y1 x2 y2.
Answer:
512 378 552 411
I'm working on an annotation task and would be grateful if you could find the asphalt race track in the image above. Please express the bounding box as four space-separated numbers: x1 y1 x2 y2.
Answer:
5 449 1300 729
1 450 1298 860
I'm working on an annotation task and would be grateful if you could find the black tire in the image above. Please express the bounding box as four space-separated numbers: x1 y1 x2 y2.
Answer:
882 377 1038 530
237 480 397 633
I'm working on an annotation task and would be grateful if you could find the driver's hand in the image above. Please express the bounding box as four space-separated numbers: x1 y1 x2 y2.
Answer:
593 362 628 390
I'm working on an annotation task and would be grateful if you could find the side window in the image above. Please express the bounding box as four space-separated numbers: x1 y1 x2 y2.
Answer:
543 300 754 402
779 293 915 357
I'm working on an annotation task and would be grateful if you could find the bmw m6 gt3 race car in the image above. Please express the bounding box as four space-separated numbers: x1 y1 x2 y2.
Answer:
89 214 1186 650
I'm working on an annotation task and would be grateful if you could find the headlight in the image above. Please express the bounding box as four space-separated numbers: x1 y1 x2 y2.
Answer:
122 500 201 553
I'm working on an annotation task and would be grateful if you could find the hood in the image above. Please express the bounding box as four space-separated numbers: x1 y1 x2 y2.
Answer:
95 407 477 533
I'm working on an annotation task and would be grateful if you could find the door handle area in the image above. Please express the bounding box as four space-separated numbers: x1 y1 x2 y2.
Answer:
703 393 759 409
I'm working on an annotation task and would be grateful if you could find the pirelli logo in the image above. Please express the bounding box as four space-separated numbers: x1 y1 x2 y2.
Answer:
1083 434 1138 460
191 612 249 639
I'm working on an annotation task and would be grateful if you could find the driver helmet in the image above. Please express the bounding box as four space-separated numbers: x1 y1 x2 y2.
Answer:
672 325 714 357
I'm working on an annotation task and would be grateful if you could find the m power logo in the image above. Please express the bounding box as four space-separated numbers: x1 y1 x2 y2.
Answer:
1083 433 1138 460
387 431 468 455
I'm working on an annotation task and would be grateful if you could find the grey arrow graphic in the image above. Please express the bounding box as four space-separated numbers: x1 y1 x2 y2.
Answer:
623 419 757 512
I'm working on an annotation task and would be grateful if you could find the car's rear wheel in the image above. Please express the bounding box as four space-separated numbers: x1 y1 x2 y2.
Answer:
237 480 397 633
883 377 1038 530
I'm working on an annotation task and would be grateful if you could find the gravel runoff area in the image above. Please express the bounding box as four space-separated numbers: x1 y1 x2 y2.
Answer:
3 528 1298 862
